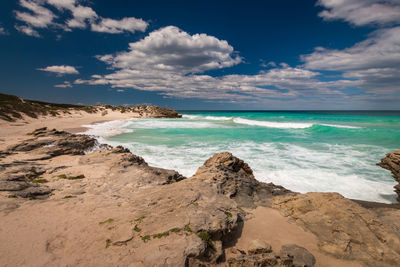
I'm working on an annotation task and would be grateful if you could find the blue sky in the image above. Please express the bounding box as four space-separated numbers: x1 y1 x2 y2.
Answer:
0 0 399 110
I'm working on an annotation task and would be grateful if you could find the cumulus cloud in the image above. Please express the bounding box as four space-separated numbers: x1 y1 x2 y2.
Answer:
38 65 79 75
14 0 148 37
73 26 358 102
317 0 400 26
98 26 242 74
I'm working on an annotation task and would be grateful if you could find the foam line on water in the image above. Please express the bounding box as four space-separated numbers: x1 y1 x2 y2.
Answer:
320 123 361 129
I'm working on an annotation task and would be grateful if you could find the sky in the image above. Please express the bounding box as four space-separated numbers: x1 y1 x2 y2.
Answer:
0 0 399 110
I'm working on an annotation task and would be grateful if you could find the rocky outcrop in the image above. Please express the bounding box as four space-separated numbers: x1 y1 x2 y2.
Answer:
378 150 400 201
272 192 400 266
8 127 98 156
131 105 182 118
0 128 98 198
192 152 291 208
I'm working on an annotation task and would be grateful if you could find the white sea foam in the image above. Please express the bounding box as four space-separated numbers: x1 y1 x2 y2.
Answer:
103 140 396 203
80 119 134 138
233 118 313 129
204 116 232 121
183 115 360 129
127 119 220 129
182 115 200 119
320 123 361 129
183 114 232 121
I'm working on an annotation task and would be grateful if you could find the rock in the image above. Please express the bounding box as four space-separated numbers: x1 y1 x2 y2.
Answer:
15 186 53 199
8 127 96 156
192 152 291 208
378 150 400 201
280 244 316 267
248 239 272 255
132 105 182 118
273 192 400 266
227 243 315 266
228 252 278 267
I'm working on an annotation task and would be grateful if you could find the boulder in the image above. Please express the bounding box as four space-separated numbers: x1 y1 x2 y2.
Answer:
280 244 316 267
192 152 291 208
248 239 273 255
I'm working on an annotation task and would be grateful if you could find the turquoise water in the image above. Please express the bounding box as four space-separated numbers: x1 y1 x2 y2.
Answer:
84 111 400 203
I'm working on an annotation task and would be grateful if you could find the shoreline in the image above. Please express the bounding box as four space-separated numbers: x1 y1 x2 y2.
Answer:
1 112 396 205
1 113 400 266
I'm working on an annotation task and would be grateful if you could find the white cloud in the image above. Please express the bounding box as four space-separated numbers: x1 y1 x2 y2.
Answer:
54 81 72 88
74 26 357 102
38 65 79 75
317 0 400 26
15 0 56 29
14 0 148 36
91 17 149 34
47 0 76 10
259 60 276 68
98 26 242 74
303 27 400 71
15 25 40 37
67 5 97 29
0 25 7 35
302 27 400 94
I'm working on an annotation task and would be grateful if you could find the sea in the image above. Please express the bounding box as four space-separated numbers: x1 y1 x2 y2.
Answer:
82 111 400 203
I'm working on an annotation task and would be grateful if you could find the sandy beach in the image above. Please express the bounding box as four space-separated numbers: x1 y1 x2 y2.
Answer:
0 109 140 150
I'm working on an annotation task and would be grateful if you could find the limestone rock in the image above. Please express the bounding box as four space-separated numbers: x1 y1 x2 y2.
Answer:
228 252 278 267
280 244 316 267
227 243 314 267
378 150 400 201
248 239 273 255
273 192 400 266
192 152 291 208
132 105 182 118
8 127 96 156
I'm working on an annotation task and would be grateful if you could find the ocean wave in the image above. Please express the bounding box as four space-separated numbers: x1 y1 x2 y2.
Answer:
233 118 313 129
204 116 232 120
319 123 361 129
80 119 134 138
107 140 396 203
184 114 360 129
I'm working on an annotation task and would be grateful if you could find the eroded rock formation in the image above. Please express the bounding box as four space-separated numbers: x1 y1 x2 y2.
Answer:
379 150 400 201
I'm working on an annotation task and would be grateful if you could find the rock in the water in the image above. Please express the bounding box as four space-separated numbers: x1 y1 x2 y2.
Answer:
248 239 272 255
378 150 400 201
280 244 316 267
